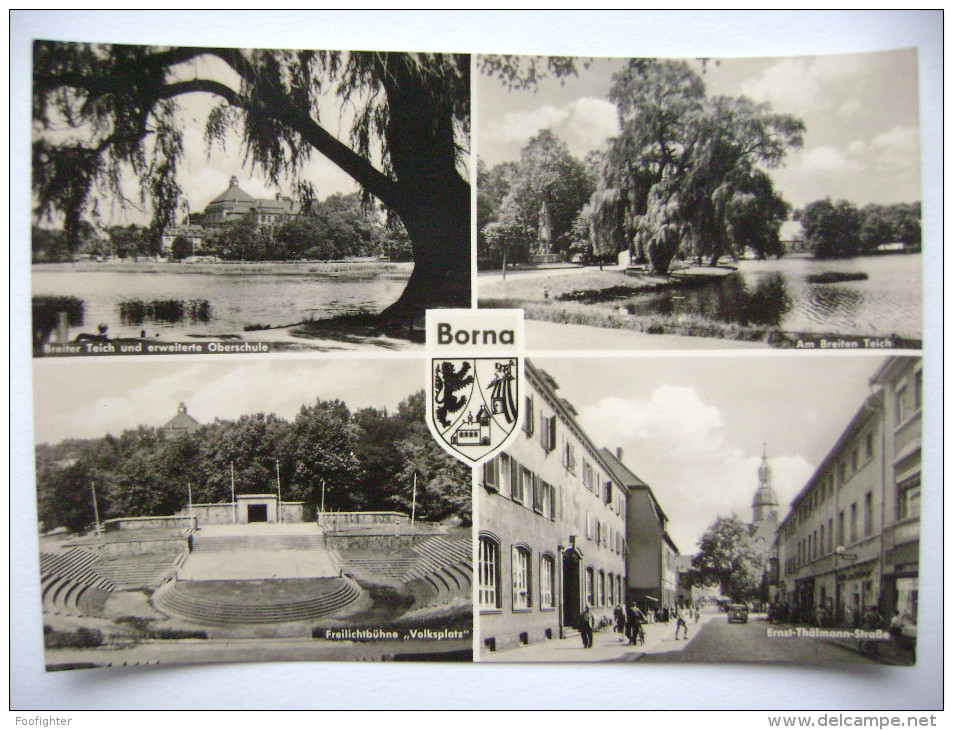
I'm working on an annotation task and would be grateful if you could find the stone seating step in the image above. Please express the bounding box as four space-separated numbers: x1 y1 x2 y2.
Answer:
152 578 361 625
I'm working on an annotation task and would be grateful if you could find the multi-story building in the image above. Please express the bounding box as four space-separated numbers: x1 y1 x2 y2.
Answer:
478 360 629 654
599 447 679 613
161 176 298 255
872 357 921 634
776 356 921 628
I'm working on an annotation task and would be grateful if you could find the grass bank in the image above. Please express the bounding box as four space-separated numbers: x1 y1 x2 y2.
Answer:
482 297 777 343
479 265 777 343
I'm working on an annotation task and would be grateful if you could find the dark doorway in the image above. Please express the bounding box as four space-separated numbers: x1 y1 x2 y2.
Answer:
247 504 268 523
562 548 582 630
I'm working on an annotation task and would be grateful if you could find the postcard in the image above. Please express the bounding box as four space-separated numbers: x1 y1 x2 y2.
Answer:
13 11 940 713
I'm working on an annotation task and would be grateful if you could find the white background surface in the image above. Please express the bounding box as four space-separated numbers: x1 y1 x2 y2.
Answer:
10 10 943 710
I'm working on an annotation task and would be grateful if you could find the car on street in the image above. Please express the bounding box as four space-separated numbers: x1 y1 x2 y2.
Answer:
727 603 749 624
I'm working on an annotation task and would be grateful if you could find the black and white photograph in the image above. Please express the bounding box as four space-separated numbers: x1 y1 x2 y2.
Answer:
31 43 470 356
31 358 472 668
12 9 941 715
477 51 923 351
478 355 921 666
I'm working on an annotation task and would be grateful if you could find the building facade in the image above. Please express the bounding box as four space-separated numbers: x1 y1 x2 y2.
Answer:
872 357 921 635
600 447 680 613
478 360 628 654
161 176 298 255
776 356 921 629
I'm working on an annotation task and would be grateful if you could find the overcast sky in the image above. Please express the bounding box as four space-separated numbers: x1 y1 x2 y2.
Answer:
477 49 921 210
33 356 425 445
531 353 888 554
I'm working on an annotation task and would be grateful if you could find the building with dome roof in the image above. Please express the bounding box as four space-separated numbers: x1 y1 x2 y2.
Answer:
161 176 299 255
161 402 201 436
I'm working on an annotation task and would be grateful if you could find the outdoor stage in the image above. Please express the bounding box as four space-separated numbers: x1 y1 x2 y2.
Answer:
177 522 340 580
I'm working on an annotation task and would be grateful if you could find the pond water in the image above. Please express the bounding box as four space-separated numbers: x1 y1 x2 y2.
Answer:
624 254 922 338
32 263 411 339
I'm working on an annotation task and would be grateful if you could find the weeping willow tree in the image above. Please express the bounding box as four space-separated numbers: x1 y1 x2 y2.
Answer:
590 59 803 273
32 42 470 321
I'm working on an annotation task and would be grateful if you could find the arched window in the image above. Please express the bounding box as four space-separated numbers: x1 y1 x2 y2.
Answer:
540 554 555 610
478 535 501 610
512 545 532 610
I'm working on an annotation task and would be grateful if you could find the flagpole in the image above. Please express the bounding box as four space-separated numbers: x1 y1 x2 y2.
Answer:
90 480 101 536
275 460 282 524
411 472 417 528
230 461 237 524
320 479 326 523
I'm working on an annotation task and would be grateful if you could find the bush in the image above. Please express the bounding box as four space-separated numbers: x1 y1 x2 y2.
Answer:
33 296 85 348
147 628 208 640
43 627 104 649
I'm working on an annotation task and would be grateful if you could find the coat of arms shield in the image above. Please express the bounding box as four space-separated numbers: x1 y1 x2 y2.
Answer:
427 357 521 465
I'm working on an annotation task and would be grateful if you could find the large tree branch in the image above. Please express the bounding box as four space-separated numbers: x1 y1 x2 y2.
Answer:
161 75 403 210
38 54 403 212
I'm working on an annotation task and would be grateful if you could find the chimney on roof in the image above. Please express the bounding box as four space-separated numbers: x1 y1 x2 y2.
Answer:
275 192 282 201
616 447 623 461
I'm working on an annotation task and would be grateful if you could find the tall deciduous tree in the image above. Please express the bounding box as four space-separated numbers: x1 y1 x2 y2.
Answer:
32 43 470 320
479 131 593 265
597 59 803 272
795 198 862 259
692 515 766 602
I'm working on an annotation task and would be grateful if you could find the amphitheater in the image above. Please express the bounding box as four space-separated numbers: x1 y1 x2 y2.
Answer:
38 508 472 661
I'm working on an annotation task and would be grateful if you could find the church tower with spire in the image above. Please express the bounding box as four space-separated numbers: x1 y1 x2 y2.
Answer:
750 444 779 546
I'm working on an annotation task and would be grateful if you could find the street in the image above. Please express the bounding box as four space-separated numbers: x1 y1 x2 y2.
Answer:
639 613 881 665
480 610 884 664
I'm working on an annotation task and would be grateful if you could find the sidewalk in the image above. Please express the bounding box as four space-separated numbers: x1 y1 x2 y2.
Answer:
480 613 718 663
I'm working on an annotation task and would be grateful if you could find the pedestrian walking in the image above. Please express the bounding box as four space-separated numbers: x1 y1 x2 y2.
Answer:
674 603 689 640
626 602 645 646
614 604 626 638
580 604 595 649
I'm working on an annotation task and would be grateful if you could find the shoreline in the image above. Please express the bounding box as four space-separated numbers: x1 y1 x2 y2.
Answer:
479 263 921 348
32 259 413 277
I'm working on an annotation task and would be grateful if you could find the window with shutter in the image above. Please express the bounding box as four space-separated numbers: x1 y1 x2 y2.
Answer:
482 458 499 492
524 395 535 436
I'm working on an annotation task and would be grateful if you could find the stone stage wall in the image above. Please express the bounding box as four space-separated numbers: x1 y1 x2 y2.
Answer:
97 535 190 559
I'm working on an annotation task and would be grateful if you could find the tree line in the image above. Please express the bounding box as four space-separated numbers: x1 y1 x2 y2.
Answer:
478 58 805 273
32 192 413 264
795 198 920 259
35 391 470 534
178 192 414 263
